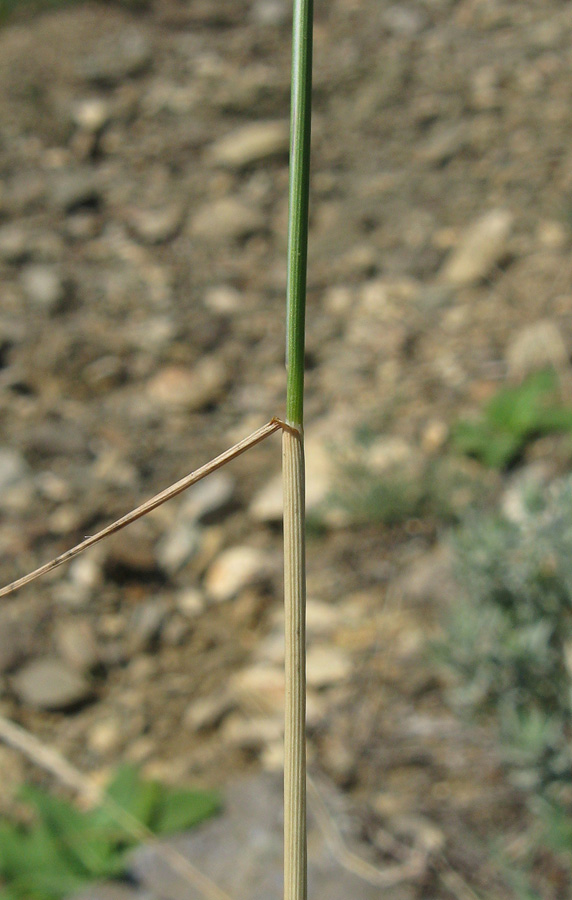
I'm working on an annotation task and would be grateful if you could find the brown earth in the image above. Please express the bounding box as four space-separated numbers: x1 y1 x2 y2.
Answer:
1 0 572 897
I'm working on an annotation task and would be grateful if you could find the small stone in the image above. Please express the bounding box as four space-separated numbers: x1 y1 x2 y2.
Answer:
419 122 467 166
178 471 235 523
208 121 289 169
68 883 142 900
72 98 110 132
250 0 289 26
382 4 426 35
11 658 92 710
190 198 265 242
0 448 28 495
49 168 100 212
0 607 36 674
54 619 99 673
231 664 285 714
79 29 152 84
20 264 66 313
87 717 123 755
128 599 169 653
176 588 207 618
147 358 227 411
440 209 513 286
505 319 569 379
421 419 449 454
221 713 283 749
204 545 270 603
306 645 352 688
0 224 28 263
156 522 201 576
127 204 184 244
184 694 233 731
203 284 241 314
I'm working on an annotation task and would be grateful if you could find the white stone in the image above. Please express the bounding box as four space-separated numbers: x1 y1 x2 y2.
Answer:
204 545 269 602
505 319 568 379
440 209 513 286
306 645 352 688
208 121 289 169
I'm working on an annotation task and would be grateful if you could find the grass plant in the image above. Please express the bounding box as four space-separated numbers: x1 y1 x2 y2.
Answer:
0 0 314 896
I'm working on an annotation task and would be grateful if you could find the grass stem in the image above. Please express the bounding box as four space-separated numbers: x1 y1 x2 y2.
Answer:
283 0 312 897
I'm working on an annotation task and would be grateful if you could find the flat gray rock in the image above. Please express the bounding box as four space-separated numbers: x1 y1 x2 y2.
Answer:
129 774 400 900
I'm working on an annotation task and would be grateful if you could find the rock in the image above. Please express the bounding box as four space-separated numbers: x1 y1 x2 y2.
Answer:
87 717 123 756
439 208 513 286
419 122 467 166
382 4 427 35
505 319 569 379
69 884 141 900
0 606 37 674
104 522 158 576
0 224 29 263
207 120 289 169
0 448 28 495
147 358 227 411
190 197 265 242
79 29 152 84
20 264 66 313
306 645 352 688
221 714 283 750
203 284 242 314
49 168 100 212
11 658 93 710
127 204 185 245
128 599 170 653
178 471 235 523
72 98 110 132
230 664 285 714
53 619 100 673
184 693 233 731
204 545 270 603
250 0 289 26
156 522 201 576
130 773 386 900
175 588 207 618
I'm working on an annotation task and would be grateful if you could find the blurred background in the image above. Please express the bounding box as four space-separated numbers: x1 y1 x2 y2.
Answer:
1 0 572 897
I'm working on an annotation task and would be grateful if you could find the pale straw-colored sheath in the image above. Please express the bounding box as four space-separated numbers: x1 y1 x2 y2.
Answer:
282 426 307 900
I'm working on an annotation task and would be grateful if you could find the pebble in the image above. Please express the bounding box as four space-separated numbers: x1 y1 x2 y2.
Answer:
49 168 100 212
0 448 28 495
11 657 93 710
155 522 201 576
204 545 270 603
0 607 36 674
391 544 457 606
221 713 283 749
78 29 152 84
20 264 66 313
128 599 170 653
249 0 289 26
184 693 233 731
0 224 28 263
230 664 285 714
439 208 513 286
127 204 185 245
53 619 100 673
505 318 569 379
147 358 227 411
306 645 352 689
177 471 235 524
207 120 289 169
419 122 467 166
175 587 207 618
190 197 265 242
72 98 110 133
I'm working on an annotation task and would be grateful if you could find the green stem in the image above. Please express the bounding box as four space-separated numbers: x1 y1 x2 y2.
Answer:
283 2 312 899
286 0 313 429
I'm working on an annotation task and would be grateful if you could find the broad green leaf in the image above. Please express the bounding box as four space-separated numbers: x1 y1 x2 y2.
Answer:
152 788 221 835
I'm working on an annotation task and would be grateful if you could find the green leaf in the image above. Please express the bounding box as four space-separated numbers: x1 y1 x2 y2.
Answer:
104 764 162 829
152 788 222 835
